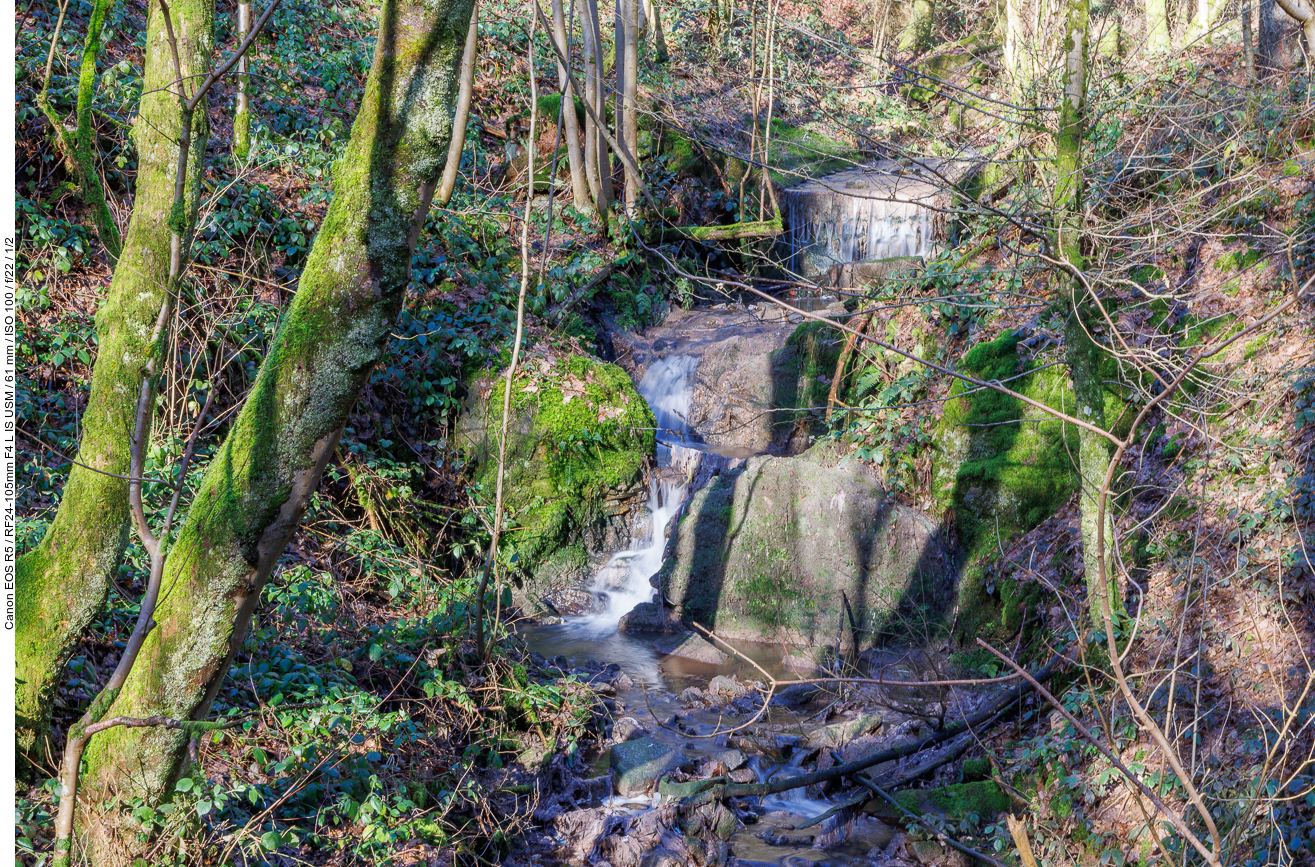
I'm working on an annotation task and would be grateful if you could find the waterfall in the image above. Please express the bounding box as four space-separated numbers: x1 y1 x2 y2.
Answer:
572 356 701 634
783 161 958 278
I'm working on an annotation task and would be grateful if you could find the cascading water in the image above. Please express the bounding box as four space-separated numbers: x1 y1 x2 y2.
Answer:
567 355 702 636
783 159 972 278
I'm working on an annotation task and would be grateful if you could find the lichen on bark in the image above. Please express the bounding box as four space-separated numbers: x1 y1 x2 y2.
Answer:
16 0 214 769
74 0 474 859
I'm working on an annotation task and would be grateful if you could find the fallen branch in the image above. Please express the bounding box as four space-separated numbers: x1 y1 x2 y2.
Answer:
671 649 1064 801
671 217 783 242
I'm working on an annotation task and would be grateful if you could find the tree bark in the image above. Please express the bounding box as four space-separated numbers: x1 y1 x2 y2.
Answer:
551 0 592 211
621 0 640 218
1258 0 1281 68
1242 2 1257 80
1275 0 1315 56
1144 0 1169 51
438 1 479 205
38 0 124 258
1055 0 1120 621
234 0 251 160
16 0 213 771
897 0 934 52
73 0 474 859
578 0 609 210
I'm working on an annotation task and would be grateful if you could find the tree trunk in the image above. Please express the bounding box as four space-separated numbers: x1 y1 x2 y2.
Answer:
649 0 669 61
1242 2 1257 80
551 0 592 211
1055 0 1120 621
1274 0 1315 57
1258 0 1280 68
588 0 616 214
897 0 934 52
438 1 479 206
1144 0 1169 51
74 0 473 859
621 0 640 218
38 0 124 258
578 0 605 209
234 0 251 160
16 0 213 771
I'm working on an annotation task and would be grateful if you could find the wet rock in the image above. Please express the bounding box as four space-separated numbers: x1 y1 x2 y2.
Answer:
704 747 745 771
761 831 815 847
653 633 729 665
660 441 954 648
617 602 685 634
773 683 825 706
706 675 751 699
677 686 705 703
799 715 884 751
909 840 968 867
610 736 683 797
612 672 634 690
681 799 739 840
610 717 650 744
729 767 757 784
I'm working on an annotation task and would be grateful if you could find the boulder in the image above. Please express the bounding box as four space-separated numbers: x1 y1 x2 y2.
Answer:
706 675 752 699
457 348 655 613
659 441 955 647
610 736 684 797
618 602 685 634
653 633 729 665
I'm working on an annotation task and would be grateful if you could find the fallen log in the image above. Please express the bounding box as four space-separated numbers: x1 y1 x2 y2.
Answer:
671 217 783 242
668 649 1062 802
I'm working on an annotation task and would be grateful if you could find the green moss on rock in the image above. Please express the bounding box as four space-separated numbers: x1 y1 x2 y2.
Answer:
459 352 655 605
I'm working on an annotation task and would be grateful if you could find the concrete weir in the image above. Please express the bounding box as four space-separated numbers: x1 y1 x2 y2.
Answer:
783 157 978 279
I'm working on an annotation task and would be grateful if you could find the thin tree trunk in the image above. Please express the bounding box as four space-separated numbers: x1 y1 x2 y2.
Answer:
621 0 640 218
38 0 123 258
73 0 474 860
578 0 605 208
1055 0 1119 621
439 1 479 205
551 0 592 210
649 0 668 61
16 0 213 771
589 0 615 214
1275 0 1315 56
234 0 251 159
1242 3 1257 79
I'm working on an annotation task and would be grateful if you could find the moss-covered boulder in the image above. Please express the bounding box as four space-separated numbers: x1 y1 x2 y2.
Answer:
653 441 955 647
458 350 656 612
933 330 1124 638
869 780 1011 825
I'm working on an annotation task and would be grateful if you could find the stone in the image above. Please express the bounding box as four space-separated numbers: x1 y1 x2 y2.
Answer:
677 686 705 703
653 633 729 665
617 602 685 634
706 675 751 699
610 736 684 797
799 714 884 751
773 683 824 706
704 747 745 771
660 441 955 648
457 351 655 614
610 717 649 744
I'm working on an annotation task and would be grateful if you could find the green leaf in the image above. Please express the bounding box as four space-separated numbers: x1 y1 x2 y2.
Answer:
174 777 194 793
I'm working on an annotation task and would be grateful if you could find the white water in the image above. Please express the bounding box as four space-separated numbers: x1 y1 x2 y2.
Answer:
568 356 702 635
786 191 932 275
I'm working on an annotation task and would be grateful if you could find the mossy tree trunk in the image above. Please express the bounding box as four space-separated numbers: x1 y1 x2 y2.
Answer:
897 0 934 52
620 0 640 218
74 0 472 858
38 0 124 258
1055 0 1119 622
16 0 213 771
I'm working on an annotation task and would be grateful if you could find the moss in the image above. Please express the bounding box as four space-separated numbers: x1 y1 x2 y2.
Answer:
773 321 843 439
890 780 1011 823
763 119 864 188
961 758 991 782
467 352 655 584
935 331 1125 639
664 130 699 176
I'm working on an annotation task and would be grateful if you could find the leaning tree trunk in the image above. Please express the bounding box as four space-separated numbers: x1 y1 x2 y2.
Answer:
74 0 473 860
438 0 478 205
551 0 593 211
233 0 251 160
15 0 213 771
1055 0 1120 622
